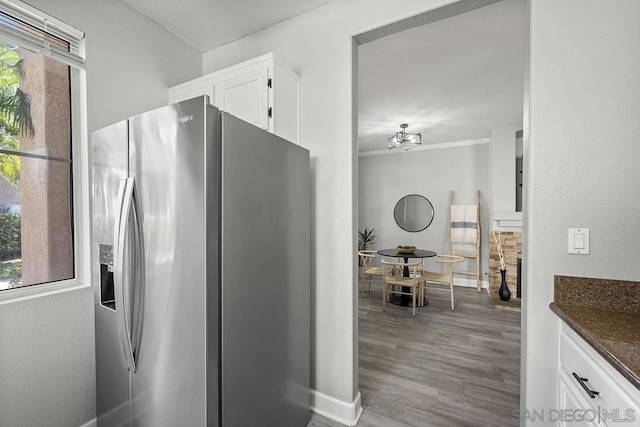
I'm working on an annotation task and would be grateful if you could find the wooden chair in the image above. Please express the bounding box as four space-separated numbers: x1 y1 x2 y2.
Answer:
420 255 465 310
358 250 384 297
381 260 422 316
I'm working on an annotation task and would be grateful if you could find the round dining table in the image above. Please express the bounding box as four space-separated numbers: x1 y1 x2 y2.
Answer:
376 248 437 306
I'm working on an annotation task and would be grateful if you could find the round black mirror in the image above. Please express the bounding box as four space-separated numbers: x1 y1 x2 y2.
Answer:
393 194 434 232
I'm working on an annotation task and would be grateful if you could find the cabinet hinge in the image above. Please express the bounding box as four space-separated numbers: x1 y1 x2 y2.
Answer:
268 107 272 118
267 78 272 88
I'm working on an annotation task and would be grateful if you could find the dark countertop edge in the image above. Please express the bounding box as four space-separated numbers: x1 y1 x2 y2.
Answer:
549 302 640 391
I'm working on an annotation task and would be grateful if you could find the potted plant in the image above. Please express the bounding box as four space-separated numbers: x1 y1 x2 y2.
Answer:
358 227 377 251
358 227 377 266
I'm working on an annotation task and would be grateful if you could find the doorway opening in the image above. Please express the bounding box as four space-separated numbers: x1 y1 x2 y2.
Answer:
354 0 526 423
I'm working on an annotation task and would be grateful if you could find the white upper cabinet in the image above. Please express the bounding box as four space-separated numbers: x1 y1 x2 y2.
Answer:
214 67 269 131
169 52 299 144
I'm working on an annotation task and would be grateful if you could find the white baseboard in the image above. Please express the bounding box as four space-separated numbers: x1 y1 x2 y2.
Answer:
453 277 488 290
83 391 364 427
311 389 363 426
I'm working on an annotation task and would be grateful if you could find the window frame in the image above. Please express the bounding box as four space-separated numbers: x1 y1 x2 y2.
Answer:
0 1 87 303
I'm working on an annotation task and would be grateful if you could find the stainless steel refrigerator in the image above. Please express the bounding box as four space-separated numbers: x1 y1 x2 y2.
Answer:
91 96 310 427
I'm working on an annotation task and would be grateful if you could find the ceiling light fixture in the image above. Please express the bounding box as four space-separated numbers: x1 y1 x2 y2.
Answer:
387 123 421 151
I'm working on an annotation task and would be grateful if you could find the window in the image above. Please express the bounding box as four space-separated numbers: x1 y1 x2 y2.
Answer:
0 2 84 292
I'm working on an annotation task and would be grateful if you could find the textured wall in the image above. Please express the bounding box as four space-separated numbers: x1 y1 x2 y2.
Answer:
0 287 95 427
19 51 73 286
524 0 640 419
0 173 19 208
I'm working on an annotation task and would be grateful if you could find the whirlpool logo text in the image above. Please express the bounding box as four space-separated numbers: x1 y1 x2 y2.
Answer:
178 114 193 124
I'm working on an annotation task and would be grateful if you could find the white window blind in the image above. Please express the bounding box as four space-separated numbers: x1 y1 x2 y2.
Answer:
0 0 84 68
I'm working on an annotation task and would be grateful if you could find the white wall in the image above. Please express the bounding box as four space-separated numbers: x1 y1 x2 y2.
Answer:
490 126 518 213
358 143 490 280
201 0 459 423
0 1 201 426
524 0 640 422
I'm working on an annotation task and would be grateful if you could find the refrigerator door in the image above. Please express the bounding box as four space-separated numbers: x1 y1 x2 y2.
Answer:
128 97 212 427
92 121 132 426
221 112 311 426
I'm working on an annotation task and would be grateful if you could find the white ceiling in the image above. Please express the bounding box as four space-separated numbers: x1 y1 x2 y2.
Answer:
358 0 525 153
122 0 524 153
122 0 332 52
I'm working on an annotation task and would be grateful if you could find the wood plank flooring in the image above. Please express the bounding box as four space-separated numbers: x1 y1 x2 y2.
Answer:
308 283 521 427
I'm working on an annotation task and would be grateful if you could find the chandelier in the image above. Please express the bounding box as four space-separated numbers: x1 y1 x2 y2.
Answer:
387 124 421 151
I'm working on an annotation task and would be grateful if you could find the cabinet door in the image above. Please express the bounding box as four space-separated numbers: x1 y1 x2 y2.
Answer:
214 67 269 130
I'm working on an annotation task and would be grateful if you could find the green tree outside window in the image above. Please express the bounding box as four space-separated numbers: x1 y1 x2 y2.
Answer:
0 43 33 289
0 43 34 186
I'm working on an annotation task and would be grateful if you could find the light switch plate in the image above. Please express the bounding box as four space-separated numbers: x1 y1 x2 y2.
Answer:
568 228 589 254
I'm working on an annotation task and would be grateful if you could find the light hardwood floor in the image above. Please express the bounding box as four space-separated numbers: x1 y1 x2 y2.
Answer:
308 283 521 427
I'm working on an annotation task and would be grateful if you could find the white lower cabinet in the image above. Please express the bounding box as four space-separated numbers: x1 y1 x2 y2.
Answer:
168 52 299 144
558 370 602 426
558 324 640 426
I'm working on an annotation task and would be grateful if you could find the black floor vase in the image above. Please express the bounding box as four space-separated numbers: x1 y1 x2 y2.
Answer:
499 269 511 301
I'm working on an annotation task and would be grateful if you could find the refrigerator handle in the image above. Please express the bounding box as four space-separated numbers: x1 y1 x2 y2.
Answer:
129 176 145 368
114 177 137 373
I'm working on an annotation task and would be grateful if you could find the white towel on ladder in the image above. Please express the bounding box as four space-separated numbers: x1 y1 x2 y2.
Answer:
450 204 478 250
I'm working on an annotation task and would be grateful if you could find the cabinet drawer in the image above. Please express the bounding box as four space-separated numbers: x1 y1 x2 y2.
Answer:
560 328 640 426
559 371 601 427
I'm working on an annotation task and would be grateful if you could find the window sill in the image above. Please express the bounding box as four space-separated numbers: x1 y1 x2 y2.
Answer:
0 279 90 305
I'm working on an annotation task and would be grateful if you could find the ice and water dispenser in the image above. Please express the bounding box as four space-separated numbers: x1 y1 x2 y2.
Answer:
99 244 115 310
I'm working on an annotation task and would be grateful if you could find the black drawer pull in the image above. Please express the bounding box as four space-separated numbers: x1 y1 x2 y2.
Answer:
572 372 600 399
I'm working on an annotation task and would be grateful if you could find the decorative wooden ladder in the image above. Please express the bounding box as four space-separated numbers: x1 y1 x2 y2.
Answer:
448 190 481 292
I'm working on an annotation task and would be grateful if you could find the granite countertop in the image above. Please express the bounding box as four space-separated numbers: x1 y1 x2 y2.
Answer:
550 275 640 391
